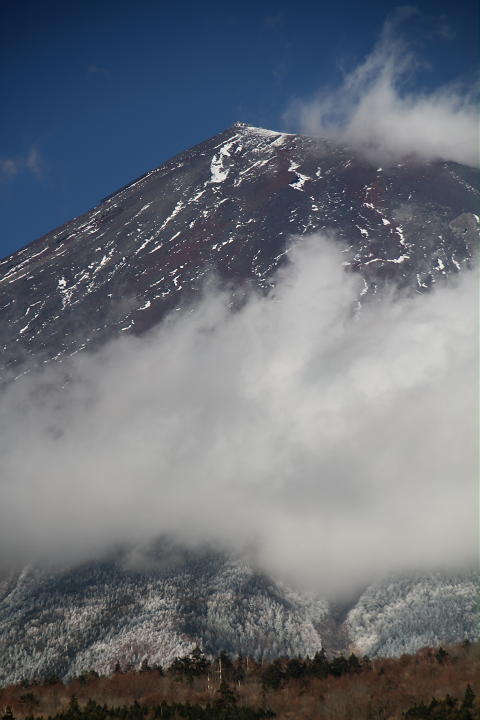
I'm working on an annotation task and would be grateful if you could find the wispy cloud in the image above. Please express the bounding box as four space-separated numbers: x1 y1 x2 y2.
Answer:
0 146 44 183
86 64 110 78
25 147 43 179
0 236 475 594
283 9 478 167
0 158 19 180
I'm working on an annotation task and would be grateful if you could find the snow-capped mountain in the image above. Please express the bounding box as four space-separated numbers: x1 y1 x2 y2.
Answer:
0 123 478 684
1 122 477 373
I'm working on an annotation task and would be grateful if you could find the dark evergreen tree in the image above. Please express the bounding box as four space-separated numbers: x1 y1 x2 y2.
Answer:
261 661 284 691
191 646 210 675
214 680 238 709
310 649 329 678
285 657 306 680
361 655 372 671
435 647 449 664
329 655 350 677
462 684 475 710
170 647 210 681
347 653 362 674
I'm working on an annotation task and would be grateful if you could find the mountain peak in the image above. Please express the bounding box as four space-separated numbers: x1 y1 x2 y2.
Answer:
229 120 285 137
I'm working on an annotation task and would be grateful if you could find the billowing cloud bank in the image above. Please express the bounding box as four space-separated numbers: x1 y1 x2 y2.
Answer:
0 236 477 594
283 10 479 167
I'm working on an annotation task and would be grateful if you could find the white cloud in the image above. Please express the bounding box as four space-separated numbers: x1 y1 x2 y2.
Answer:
0 235 476 595
283 10 479 167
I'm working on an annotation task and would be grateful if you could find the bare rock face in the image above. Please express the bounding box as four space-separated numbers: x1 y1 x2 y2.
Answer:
0 124 478 684
449 211 480 252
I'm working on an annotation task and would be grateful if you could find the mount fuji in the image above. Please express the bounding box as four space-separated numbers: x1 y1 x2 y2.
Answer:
0 123 478 685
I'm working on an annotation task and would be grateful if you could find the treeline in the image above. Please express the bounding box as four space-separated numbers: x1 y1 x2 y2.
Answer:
1 642 478 720
260 649 364 689
2 691 274 720
1 684 478 720
1 686 478 720
153 647 368 687
14 647 371 691
404 684 476 719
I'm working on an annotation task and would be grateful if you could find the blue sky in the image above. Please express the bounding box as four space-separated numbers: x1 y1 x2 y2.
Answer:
0 0 477 259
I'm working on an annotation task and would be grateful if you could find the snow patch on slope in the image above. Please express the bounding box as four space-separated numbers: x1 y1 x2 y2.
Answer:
209 141 236 183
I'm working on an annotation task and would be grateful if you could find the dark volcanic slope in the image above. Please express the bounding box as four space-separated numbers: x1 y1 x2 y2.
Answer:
1 122 478 372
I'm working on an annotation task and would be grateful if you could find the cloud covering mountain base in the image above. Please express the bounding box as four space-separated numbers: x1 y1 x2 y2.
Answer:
0 235 476 595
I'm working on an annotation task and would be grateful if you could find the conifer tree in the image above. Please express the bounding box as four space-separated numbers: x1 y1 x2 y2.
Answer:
462 684 475 712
